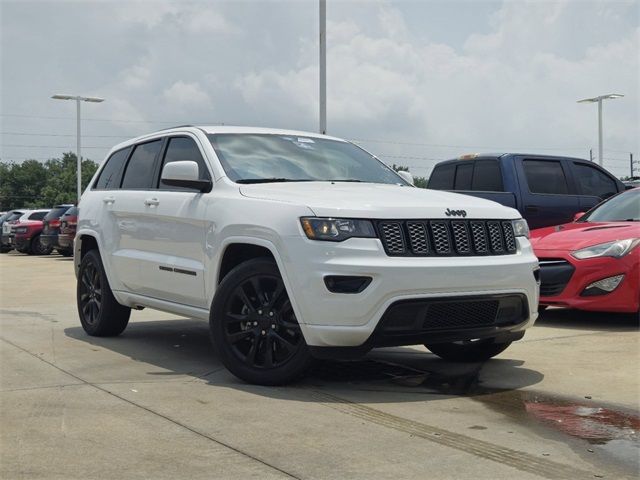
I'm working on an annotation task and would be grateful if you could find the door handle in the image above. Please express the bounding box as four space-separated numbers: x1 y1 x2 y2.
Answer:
144 198 160 207
103 196 115 204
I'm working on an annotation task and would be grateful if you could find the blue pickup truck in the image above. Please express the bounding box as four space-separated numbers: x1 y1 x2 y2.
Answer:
427 153 625 229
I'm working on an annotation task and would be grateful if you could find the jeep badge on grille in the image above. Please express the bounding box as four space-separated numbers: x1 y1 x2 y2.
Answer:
445 208 467 217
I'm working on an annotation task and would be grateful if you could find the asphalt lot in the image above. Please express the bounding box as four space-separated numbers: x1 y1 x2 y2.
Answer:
1 252 638 480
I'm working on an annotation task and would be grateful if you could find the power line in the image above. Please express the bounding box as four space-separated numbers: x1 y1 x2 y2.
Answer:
1 144 108 149
1 132 130 138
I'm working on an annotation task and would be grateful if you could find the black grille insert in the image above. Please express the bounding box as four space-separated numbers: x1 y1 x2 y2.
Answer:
377 219 518 257
379 294 528 334
538 259 575 297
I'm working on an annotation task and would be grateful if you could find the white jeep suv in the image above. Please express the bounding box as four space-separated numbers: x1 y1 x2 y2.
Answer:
75 126 540 384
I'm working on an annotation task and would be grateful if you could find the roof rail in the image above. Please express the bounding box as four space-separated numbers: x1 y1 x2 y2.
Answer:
153 124 196 132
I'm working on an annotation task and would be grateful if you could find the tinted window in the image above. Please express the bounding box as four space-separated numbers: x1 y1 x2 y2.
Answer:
121 141 163 189
62 207 79 217
28 211 48 221
573 163 618 199
44 206 72 221
159 137 211 190
454 163 473 190
523 160 568 194
581 189 639 222
5 212 23 222
428 164 455 190
472 160 504 191
95 148 130 190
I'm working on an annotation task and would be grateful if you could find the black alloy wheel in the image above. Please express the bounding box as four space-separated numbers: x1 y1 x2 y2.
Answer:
79 258 103 326
76 249 130 336
30 235 52 255
211 258 313 385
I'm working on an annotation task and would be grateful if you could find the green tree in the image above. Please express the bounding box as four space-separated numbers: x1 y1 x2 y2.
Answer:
391 164 428 189
0 152 98 210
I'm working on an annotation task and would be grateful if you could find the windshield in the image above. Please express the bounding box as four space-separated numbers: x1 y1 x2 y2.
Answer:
580 189 639 222
208 133 406 185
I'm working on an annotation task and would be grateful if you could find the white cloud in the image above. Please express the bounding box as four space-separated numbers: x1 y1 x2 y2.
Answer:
163 81 212 108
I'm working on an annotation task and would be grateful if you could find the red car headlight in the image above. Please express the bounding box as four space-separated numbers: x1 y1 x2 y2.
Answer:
571 238 640 260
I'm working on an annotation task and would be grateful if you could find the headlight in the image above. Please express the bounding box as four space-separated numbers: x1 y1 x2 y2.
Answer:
511 219 529 238
300 217 376 242
572 238 640 260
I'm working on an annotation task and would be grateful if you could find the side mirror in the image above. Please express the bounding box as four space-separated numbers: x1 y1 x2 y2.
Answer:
161 161 211 192
573 212 585 222
397 170 414 186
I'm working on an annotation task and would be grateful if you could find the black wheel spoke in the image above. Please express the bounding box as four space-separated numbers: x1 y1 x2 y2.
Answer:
272 331 295 354
250 277 266 306
227 329 254 344
235 285 256 312
226 312 248 323
263 336 275 368
267 280 285 308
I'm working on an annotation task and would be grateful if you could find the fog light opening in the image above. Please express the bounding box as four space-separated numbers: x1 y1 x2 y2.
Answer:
324 275 372 294
581 274 624 297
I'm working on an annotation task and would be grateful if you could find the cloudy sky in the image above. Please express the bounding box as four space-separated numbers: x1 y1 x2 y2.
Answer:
1 0 638 178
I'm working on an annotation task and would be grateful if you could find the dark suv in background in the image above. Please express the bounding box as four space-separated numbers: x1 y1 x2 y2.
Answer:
56 206 78 256
427 154 625 229
41 204 74 255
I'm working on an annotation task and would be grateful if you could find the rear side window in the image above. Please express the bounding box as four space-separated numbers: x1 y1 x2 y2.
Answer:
121 140 163 190
523 160 568 194
63 207 79 217
573 163 618 199
472 160 504 191
428 164 455 190
454 163 473 190
159 137 211 190
44 206 71 221
28 211 48 221
95 148 130 190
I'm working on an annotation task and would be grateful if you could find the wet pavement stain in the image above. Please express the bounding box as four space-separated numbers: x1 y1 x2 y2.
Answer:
307 357 640 475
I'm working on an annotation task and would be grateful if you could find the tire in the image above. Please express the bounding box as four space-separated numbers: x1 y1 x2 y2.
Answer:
425 338 513 362
29 234 52 255
210 258 313 385
0 247 11 253
77 249 131 336
58 248 73 257
537 305 548 312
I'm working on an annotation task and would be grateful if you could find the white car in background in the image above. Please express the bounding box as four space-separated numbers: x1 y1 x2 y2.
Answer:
75 126 540 385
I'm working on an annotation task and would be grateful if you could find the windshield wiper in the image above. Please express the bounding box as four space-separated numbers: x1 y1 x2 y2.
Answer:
236 178 313 184
326 179 363 183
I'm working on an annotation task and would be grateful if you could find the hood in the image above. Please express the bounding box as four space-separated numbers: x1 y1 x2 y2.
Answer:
530 221 640 251
239 182 519 219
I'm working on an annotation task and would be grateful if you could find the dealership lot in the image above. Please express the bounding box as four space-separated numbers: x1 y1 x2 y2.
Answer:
1 252 638 479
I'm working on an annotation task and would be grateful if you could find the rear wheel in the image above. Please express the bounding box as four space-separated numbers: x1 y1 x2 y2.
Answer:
425 338 512 362
210 258 313 385
77 249 130 336
29 234 52 255
58 248 73 257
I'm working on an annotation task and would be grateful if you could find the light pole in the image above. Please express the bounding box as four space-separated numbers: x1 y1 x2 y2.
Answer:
577 93 624 167
51 94 105 202
319 0 326 134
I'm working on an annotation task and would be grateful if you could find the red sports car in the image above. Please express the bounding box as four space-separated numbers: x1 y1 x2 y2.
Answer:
531 188 639 313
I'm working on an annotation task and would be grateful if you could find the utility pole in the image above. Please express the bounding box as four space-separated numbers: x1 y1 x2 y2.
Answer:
319 0 326 134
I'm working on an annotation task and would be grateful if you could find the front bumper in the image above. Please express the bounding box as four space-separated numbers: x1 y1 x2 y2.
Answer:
280 236 540 348
1 234 12 247
538 250 639 313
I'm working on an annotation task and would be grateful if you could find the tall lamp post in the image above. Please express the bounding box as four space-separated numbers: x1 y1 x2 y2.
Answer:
51 94 105 202
577 93 624 167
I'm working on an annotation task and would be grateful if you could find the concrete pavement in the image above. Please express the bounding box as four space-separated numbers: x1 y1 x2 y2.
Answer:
1 252 638 479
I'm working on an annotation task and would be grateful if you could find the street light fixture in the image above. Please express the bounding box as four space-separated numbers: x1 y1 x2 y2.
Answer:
577 93 624 167
51 94 105 202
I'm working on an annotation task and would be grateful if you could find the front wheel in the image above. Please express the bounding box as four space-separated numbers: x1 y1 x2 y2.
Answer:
425 338 513 362
210 258 313 385
77 249 131 336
